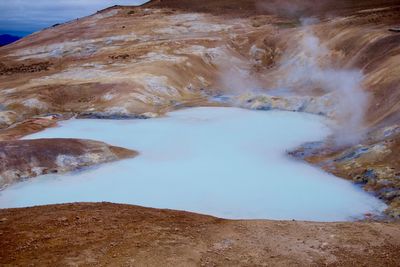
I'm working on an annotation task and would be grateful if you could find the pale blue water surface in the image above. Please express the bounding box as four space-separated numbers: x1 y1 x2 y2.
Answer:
0 107 386 221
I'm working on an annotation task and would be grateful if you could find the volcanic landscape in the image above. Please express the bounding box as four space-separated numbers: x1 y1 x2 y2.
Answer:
0 0 400 265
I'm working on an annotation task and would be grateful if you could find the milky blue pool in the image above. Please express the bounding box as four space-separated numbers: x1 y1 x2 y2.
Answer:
0 107 386 221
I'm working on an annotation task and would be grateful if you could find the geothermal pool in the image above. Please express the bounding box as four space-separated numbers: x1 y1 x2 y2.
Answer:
0 107 386 221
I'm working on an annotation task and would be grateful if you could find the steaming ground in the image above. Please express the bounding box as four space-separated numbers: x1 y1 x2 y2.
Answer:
274 21 369 145
0 107 386 221
232 18 370 145
1 2 400 265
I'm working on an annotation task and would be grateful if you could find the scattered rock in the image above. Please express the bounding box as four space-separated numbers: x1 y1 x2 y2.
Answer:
0 62 52 76
77 111 157 120
236 93 335 117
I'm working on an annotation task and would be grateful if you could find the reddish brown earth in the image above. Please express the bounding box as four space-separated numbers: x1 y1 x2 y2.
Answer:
0 138 137 189
0 0 399 265
0 203 399 267
0 115 68 141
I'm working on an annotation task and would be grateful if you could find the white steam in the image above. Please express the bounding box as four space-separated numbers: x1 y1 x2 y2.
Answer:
218 60 262 94
214 18 369 145
277 19 369 145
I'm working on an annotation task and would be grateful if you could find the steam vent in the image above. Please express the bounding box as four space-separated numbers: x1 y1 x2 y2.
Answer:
0 0 400 265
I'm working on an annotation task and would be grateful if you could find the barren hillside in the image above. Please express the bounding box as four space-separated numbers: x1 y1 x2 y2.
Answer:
0 0 399 265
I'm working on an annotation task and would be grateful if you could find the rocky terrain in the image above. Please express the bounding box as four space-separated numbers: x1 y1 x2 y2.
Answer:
0 0 399 265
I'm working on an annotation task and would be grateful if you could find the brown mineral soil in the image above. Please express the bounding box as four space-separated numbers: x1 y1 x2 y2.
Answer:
0 0 400 265
0 203 399 266
0 115 68 141
0 138 137 189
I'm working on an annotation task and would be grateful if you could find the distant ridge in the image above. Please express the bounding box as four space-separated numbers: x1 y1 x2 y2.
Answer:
143 0 400 17
0 34 21 47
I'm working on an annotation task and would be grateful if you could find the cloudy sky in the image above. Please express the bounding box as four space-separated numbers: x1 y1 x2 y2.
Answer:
0 0 149 36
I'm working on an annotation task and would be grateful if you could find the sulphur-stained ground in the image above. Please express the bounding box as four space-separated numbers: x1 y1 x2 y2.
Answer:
0 203 399 266
0 0 400 265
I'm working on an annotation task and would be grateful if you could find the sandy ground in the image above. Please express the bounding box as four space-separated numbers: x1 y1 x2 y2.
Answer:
0 203 399 266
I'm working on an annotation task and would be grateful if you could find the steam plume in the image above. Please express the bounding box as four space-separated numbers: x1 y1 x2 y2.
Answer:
276 18 369 145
